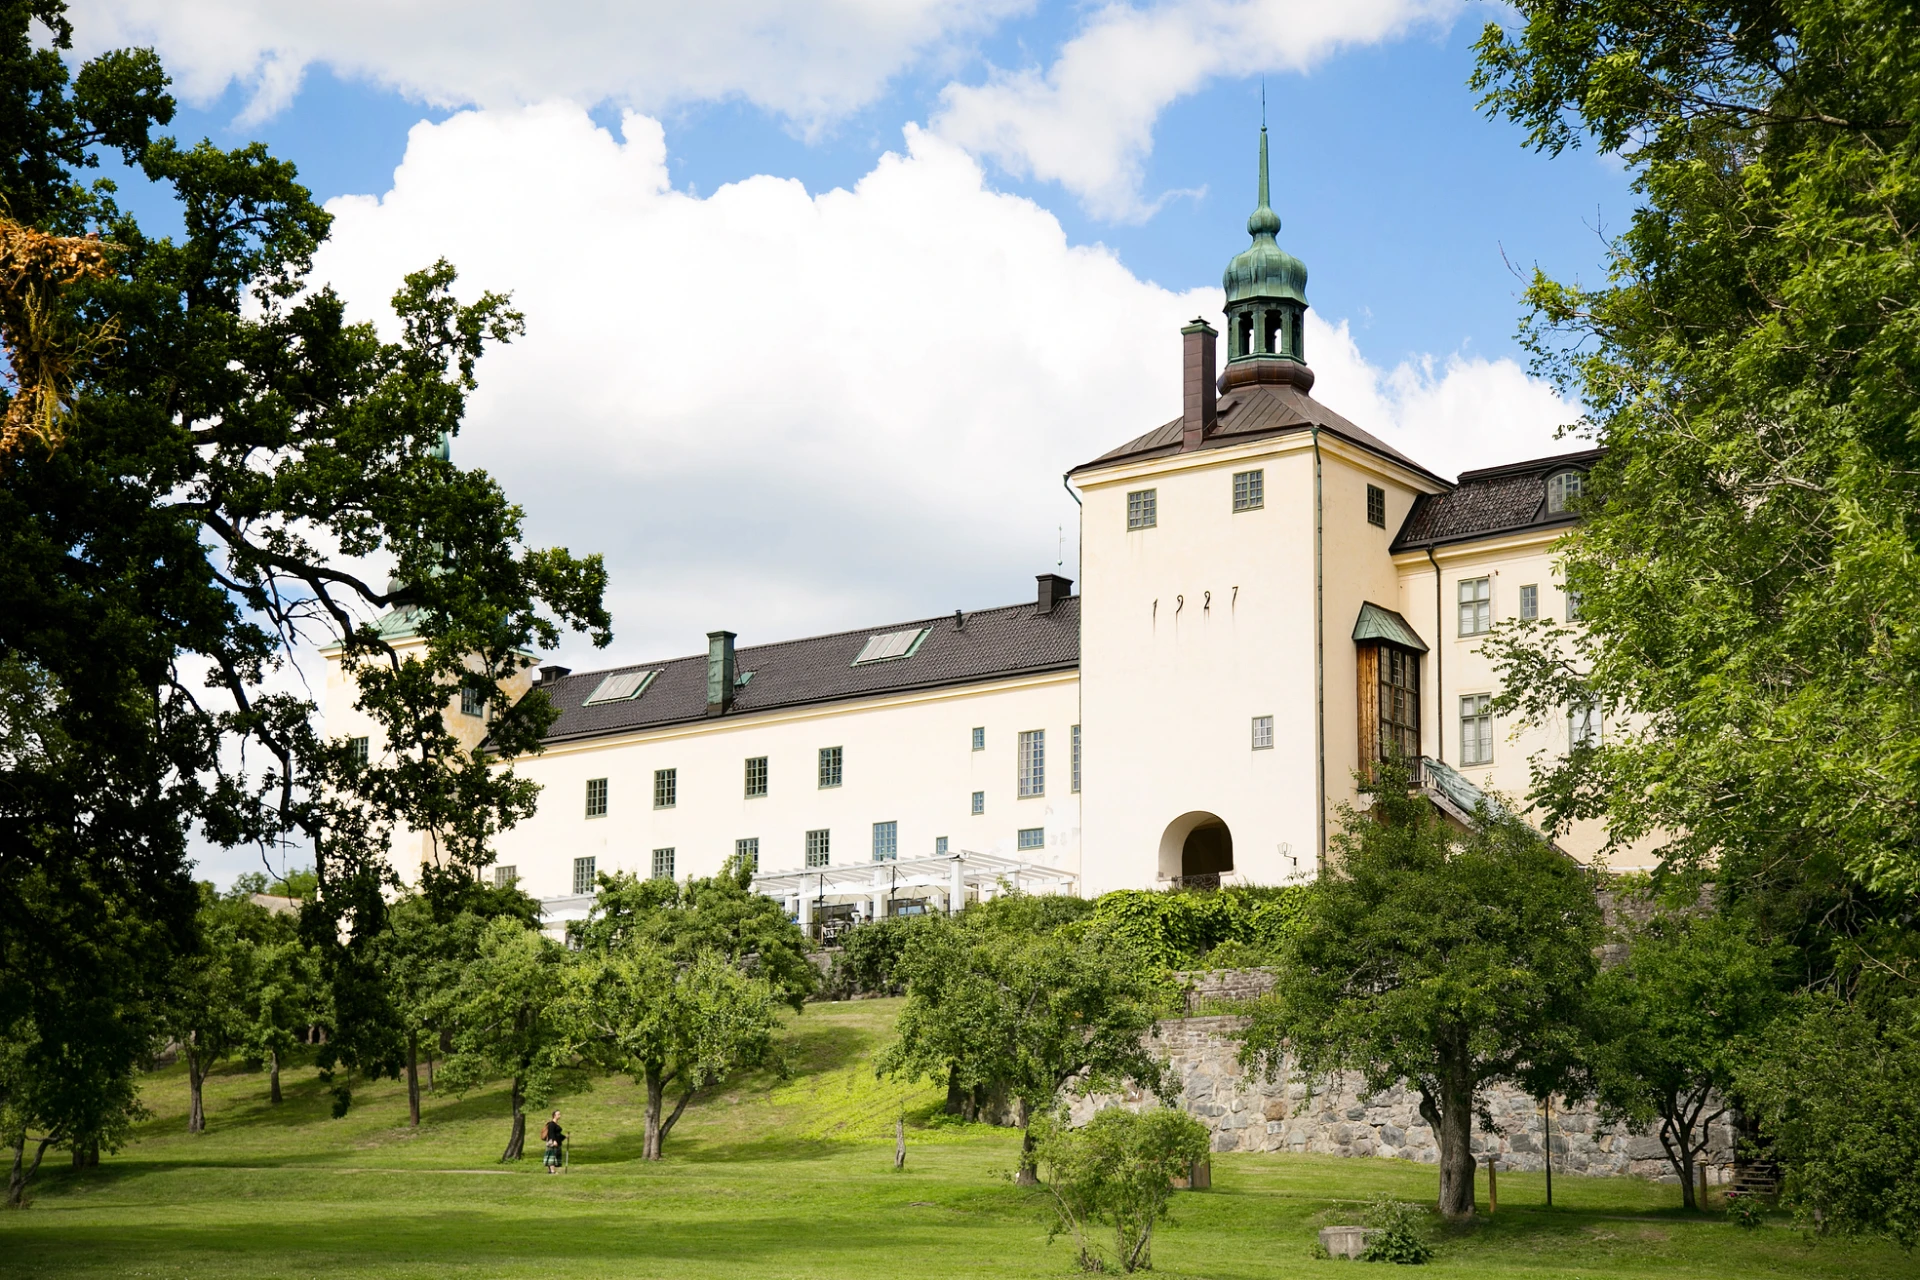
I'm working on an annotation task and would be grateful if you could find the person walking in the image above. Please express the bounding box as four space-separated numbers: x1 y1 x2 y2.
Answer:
542 1110 566 1174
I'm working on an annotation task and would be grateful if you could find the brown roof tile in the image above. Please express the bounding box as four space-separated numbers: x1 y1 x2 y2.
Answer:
1392 448 1602 550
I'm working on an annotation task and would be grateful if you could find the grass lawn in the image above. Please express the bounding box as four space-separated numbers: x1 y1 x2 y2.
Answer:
2 998 1907 1278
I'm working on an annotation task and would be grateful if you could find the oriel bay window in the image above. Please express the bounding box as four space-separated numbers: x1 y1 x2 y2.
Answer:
1352 602 1428 782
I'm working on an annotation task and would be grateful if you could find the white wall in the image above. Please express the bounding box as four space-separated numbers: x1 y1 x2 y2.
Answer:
486 672 1083 899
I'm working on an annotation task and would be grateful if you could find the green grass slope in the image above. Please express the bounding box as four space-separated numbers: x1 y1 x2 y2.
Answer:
2 998 1908 1278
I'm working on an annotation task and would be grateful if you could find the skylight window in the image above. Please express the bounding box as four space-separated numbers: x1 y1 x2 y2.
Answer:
852 627 930 666
581 670 657 705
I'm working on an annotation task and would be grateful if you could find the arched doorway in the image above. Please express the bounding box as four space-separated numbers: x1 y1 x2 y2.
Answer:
1157 811 1234 887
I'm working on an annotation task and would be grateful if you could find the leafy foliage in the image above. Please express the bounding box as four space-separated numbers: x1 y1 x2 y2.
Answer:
1359 1194 1435 1265
1239 761 1602 1219
1472 0 1920 1238
1031 1107 1211 1273
1084 886 1304 970
437 917 569 1160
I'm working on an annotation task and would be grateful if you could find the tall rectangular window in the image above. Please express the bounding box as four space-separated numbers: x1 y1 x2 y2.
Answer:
805 829 830 868
1566 589 1584 622
1377 645 1422 762
1458 577 1492 636
653 767 676 809
585 777 608 818
651 847 675 881
1459 694 1494 766
493 865 517 888
1367 484 1386 528
935 836 949 854
1017 827 1045 851
349 736 370 765
1519 584 1539 621
1071 724 1081 793
735 837 759 873
1232 469 1264 512
1251 715 1275 750
1570 706 1602 750
1126 488 1157 530
872 821 897 862
1018 729 1045 797
572 856 596 895
818 746 843 789
971 791 985 815
744 756 768 797
460 685 486 718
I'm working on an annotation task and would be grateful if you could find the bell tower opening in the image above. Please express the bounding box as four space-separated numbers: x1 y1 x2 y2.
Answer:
1221 123 1313 392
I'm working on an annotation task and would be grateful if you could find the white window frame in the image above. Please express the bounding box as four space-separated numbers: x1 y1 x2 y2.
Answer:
1519 584 1539 621
1570 705 1602 750
1232 469 1264 512
572 855 597 896
1070 724 1081 793
805 829 831 868
971 791 985 816
1127 488 1157 530
1251 715 1275 750
1458 577 1492 637
653 767 676 809
585 777 608 819
1018 729 1045 798
1459 694 1494 766
493 865 517 888
872 821 898 862
1547 469 1585 514
735 837 759 873
744 755 768 798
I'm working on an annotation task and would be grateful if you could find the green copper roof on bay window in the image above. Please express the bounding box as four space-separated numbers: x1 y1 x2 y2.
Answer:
1352 601 1428 653
1223 126 1307 308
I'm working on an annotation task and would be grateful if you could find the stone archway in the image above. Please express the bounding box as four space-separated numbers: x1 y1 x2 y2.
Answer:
1157 811 1234 886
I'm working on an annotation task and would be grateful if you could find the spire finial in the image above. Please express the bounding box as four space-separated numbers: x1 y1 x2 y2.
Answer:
1248 119 1280 238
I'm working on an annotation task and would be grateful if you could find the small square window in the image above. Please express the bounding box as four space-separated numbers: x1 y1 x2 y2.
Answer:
651 847 675 881
1127 488 1157 530
872 821 898 862
935 836 949 854
585 777 608 819
805 829 831 868
493 864 517 889
971 791 985 816
1519 584 1539 621
1251 715 1274 750
572 855 596 896
348 736 370 766
1071 724 1081 793
971 726 985 751
460 685 487 718
1017 827 1045 851
1460 694 1494 766
1233 469 1264 512
1018 729 1045 797
1458 577 1492 637
744 755 768 797
1367 484 1386 528
654 767 676 809
735 837 759 873
818 746 843 789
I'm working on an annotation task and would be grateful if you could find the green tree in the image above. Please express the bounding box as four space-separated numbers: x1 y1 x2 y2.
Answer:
163 886 281 1133
1472 1 1920 1236
1239 764 1602 1220
878 904 1176 1184
1031 1106 1211 1274
1590 900 1781 1208
0 1 610 1122
557 941 783 1161
438 916 568 1161
237 909 319 1106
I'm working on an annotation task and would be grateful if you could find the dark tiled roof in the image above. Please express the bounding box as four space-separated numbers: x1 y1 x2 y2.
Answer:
1392 448 1603 551
531 597 1080 745
1068 382 1447 485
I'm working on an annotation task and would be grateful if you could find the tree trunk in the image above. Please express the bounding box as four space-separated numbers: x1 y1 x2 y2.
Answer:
1420 1072 1476 1221
643 1067 667 1161
895 1115 906 1169
406 1030 421 1128
500 1076 526 1161
7 1133 55 1208
1014 1099 1038 1186
186 1033 207 1134
657 1086 695 1152
268 1048 282 1105
943 1065 964 1116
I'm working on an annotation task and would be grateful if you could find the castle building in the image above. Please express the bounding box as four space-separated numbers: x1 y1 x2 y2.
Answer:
323 128 1635 931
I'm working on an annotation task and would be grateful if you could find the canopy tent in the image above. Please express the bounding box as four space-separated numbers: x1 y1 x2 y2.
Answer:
753 850 1077 929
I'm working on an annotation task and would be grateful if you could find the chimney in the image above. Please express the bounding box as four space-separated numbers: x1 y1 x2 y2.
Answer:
1181 317 1218 452
1036 574 1073 615
539 664 571 684
706 631 736 716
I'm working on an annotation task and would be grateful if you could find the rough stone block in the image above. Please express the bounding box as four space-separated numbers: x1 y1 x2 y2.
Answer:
1319 1226 1370 1260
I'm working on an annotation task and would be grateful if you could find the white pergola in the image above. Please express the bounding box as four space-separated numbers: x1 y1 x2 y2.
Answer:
753 850 1077 927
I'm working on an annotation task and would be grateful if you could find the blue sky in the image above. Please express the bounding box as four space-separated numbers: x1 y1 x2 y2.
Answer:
65 2 1631 886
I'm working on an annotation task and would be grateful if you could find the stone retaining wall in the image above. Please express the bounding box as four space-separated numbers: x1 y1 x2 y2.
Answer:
1073 1010 1734 1183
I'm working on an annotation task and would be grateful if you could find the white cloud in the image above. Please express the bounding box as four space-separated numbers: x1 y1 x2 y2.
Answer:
307 103 1570 674
934 0 1460 220
66 0 1028 128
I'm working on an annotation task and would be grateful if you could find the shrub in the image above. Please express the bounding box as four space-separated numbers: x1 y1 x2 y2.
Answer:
1033 1107 1212 1273
1359 1194 1434 1265
1725 1193 1766 1231
825 916 929 997
1086 886 1305 970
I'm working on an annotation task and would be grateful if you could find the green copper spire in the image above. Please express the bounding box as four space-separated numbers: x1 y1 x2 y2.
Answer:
1221 122 1313 389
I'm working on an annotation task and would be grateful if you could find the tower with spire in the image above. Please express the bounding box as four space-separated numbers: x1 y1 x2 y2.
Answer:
1222 124 1312 390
